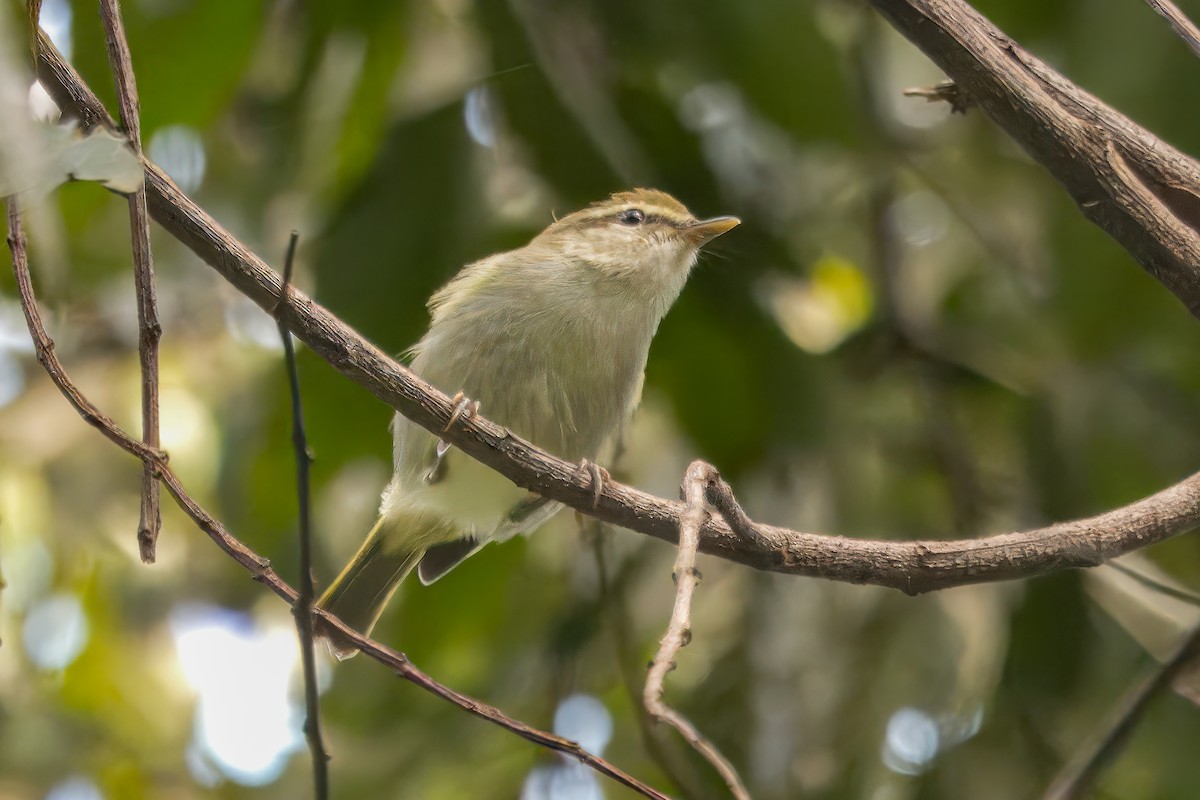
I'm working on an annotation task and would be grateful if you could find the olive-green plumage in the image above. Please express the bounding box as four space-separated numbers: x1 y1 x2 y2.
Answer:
317 189 738 658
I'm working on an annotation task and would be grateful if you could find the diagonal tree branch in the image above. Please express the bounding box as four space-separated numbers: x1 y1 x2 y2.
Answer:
29 29 1200 595
5 198 669 800
97 0 163 563
866 0 1200 320
1141 0 1200 59
1043 624 1200 799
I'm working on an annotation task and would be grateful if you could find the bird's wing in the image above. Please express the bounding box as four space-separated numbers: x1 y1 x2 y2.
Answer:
415 493 563 584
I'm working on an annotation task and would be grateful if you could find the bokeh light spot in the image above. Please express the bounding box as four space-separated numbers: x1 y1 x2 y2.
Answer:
522 694 611 799
553 694 613 755
44 776 103 800
0 350 26 409
40 0 73 60
464 86 496 148
28 82 61 122
892 189 950 247
521 764 602 800
147 125 206 193
224 295 283 351
170 604 304 786
23 592 89 671
882 707 940 775
762 257 873 354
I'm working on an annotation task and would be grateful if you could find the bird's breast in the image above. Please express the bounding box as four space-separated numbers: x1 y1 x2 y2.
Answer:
410 285 657 463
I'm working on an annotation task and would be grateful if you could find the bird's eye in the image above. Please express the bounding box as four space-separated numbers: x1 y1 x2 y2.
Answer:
617 208 645 225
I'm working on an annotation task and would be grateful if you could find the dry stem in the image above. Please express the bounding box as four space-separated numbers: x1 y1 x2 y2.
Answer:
275 231 329 798
98 0 163 562
1141 0 1200 58
1043 625 1200 799
644 461 751 800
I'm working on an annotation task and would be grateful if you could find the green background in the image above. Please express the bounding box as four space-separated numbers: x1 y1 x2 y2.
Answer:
3 0 1200 798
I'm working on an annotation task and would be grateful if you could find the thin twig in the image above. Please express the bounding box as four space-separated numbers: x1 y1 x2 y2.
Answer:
902 80 974 113
645 460 751 800
275 232 329 798
1142 0 1200 58
701 471 766 548
590 524 718 800
1043 625 1200 800
5 200 668 800
31 29 1200 593
98 0 162 563
1107 559 1200 607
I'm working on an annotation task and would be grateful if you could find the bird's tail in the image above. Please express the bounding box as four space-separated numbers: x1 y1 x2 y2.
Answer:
316 515 423 660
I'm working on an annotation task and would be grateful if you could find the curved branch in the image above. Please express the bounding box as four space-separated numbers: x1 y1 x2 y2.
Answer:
6 199 668 800
30 30 1200 594
867 0 1200 319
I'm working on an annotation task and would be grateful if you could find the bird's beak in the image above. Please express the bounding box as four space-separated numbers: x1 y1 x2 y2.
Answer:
684 215 740 245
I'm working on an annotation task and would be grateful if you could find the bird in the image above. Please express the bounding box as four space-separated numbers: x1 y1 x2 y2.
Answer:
316 188 739 658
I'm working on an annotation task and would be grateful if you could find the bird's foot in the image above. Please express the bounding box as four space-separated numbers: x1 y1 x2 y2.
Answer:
443 391 480 432
577 458 611 510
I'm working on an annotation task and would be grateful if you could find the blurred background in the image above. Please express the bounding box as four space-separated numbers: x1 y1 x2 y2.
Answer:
2 0 1200 797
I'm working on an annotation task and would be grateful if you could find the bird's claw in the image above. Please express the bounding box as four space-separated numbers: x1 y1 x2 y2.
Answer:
444 391 480 432
578 458 611 510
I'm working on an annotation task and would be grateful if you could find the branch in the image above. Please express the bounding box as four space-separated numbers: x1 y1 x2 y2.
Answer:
644 461 751 800
30 29 1200 594
1142 0 1200 59
97 0 163 563
5 199 668 800
868 0 1200 320
591 526 719 799
1107 559 1200 607
275 232 329 798
1043 624 1200 799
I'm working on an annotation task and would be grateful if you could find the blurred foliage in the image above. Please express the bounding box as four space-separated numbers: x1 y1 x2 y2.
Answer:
3 0 1200 798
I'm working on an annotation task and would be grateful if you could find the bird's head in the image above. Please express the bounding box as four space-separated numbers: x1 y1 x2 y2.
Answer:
533 188 739 296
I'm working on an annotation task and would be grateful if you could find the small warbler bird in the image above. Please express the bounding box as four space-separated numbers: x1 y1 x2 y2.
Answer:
317 189 739 657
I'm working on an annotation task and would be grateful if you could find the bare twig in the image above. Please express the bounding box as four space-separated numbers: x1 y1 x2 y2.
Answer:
701 471 767 549
902 80 974 113
1107 559 1200 607
274 232 329 798
869 0 1200 320
98 0 162 563
1043 625 1200 800
590 524 718 800
5 200 668 800
30 29 1200 593
645 461 751 800
1141 0 1200 58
